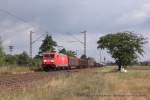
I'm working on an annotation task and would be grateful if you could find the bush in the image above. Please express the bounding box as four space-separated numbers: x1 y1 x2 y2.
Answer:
5 54 18 65
0 50 5 65
30 58 41 68
0 37 5 66
17 51 31 66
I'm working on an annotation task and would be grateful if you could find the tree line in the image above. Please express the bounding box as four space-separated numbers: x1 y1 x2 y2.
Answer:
1 31 147 71
0 34 85 67
0 35 46 67
0 50 41 67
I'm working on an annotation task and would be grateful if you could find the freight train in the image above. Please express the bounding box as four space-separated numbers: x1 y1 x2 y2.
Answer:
41 51 102 71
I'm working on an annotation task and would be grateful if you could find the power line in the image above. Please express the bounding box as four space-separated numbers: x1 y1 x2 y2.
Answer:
66 32 83 44
30 31 47 58
0 9 27 23
0 8 88 57
0 8 49 57
0 8 48 32
66 31 87 57
32 33 46 44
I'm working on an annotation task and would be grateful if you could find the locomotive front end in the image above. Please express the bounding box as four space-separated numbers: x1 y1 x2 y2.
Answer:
42 52 56 70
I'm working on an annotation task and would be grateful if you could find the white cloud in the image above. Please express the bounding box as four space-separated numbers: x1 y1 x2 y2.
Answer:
0 20 40 54
117 1 150 25
0 0 150 62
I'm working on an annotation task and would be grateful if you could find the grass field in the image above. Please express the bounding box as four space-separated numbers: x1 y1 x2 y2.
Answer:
1 66 150 100
0 66 39 75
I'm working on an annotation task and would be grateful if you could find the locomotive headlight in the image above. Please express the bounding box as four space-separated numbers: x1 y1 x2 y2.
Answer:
50 60 54 62
43 60 47 62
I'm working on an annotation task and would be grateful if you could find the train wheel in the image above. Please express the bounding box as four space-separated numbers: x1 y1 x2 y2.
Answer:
66 66 71 70
69 66 72 70
54 67 57 71
58 67 62 70
64 67 68 70
78 66 81 69
43 67 49 72
62 67 65 70
60 67 64 70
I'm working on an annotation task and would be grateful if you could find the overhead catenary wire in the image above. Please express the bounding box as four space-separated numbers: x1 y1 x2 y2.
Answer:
65 31 87 57
0 8 48 57
66 32 84 44
0 8 28 23
0 8 50 32
0 8 87 57
0 9 82 45
32 33 46 44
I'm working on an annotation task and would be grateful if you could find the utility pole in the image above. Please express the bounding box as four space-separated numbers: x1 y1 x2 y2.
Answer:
104 57 106 64
29 31 46 58
99 49 102 63
75 50 79 56
66 31 87 57
8 45 14 55
81 31 87 57
30 31 34 58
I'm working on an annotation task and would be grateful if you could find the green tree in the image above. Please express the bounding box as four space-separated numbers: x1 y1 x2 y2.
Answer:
59 48 67 54
0 37 5 65
66 50 76 57
80 54 87 59
59 48 76 57
97 32 147 71
39 34 57 53
17 51 31 66
5 54 18 65
30 58 41 68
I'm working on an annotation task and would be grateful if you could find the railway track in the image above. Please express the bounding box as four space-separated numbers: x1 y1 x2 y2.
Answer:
0 69 79 92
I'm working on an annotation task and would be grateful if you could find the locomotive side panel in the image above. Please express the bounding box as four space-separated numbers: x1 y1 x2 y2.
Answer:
55 54 68 67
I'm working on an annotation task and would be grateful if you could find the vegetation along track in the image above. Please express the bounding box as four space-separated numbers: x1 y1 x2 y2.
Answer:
0 69 80 92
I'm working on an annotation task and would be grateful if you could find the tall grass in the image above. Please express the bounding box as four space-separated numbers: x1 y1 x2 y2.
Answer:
1 67 150 100
0 65 37 74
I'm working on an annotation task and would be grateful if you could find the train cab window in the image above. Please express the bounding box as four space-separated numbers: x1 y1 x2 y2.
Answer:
43 54 54 58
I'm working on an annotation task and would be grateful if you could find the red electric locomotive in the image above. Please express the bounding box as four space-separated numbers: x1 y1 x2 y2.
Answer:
42 51 68 71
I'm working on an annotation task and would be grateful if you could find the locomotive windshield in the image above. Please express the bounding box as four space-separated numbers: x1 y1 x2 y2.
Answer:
43 54 54 58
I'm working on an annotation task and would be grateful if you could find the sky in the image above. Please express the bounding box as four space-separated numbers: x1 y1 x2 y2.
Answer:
0 0 150 62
